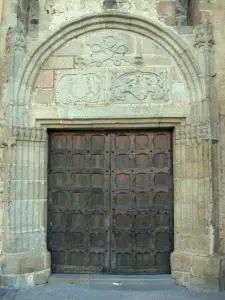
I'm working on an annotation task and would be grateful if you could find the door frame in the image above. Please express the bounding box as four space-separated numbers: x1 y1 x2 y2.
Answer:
42 117 181 275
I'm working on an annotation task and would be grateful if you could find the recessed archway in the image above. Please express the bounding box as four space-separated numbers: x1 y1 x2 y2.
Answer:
3 12 222 292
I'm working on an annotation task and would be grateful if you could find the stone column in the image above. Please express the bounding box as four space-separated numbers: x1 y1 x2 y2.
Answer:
171 21 224 291
0 126 50 287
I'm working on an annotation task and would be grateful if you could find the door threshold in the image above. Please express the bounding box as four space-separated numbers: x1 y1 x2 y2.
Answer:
48 274 174 285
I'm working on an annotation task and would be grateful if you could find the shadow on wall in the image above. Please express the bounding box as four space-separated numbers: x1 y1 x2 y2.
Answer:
175 0 201 26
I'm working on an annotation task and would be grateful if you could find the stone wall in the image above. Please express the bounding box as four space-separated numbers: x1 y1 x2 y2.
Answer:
212 0 225 282
0 0 224 291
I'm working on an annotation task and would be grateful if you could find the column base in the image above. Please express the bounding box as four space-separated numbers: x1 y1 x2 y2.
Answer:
0 251 51 287
0 269 51 287
171 251 225 291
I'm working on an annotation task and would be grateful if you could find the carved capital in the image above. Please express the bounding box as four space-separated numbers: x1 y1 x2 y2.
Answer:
16 127 47 142
13 23 27 52
193 21 215 48
0 126 17 147
0 126 47 146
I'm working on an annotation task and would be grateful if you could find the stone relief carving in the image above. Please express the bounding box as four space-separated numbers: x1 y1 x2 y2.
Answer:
56 71 106 105
111 69 168 103
75 35 139 67
13 23 27 52
55 68 168 106
193 21 215 48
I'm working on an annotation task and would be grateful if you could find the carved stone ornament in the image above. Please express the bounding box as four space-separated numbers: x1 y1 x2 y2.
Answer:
0 126 17 147
56 72 106 105
193 21 215 48
13 23 27 52
75 35 136 67
111 69 168 103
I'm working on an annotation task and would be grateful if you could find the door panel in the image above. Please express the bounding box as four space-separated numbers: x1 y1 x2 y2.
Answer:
48 132 111 273
110 131 173 274
48 130 173 274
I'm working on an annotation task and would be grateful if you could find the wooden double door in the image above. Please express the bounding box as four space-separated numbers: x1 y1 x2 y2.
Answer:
48 130 173 274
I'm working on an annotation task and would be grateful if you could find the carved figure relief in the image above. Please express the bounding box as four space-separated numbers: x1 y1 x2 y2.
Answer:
75 35 138 67
111 69 167 103
56 72 105 105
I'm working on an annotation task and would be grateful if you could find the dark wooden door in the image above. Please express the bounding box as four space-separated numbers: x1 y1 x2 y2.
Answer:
48 132 111 273
110 132 173 274
48 130 173 274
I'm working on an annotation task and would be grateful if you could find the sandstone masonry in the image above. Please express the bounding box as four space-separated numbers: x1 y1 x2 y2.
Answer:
0 0 224 291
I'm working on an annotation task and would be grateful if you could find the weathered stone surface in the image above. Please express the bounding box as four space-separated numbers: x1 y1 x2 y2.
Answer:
191 256 221 278
1 252 48 275
42 56 74 69
189 275 221 292
34 89 53 104
35 70 54 88
171 251 191 273
0 0 225 292
53 39 84 56
55 70 107 105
